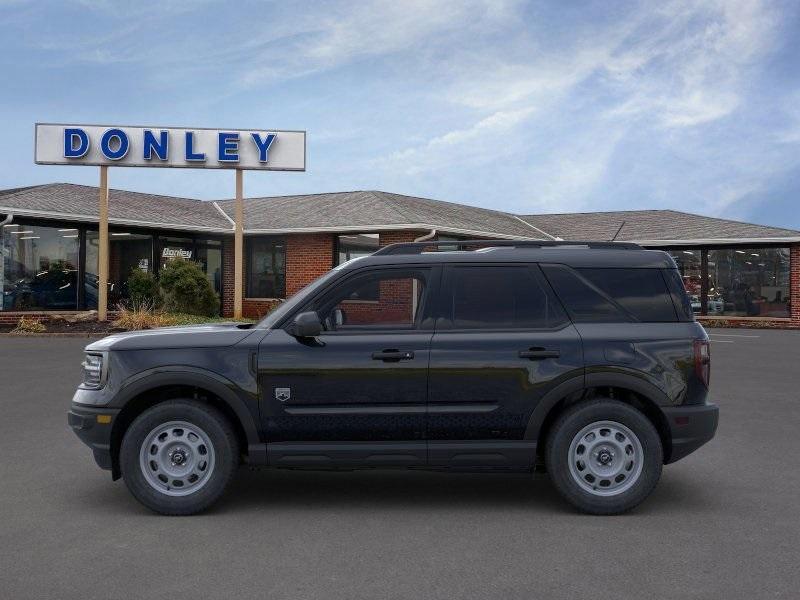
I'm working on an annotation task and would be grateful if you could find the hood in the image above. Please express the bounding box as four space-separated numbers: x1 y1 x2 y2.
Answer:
86 323 258 352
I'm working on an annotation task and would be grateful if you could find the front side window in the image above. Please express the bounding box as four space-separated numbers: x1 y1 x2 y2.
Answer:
444 266 567 329
247 237 286 298
310 269 429 331
2 223 80 311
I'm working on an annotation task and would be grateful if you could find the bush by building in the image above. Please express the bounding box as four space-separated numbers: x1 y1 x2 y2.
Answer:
159 260 219 317
126 269 161 308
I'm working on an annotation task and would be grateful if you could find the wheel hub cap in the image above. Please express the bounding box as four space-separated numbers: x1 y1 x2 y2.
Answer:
139 421 216 497
568 420 644 497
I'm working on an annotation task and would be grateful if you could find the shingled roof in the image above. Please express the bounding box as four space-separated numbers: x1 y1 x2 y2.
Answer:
0 183 229 232
215 190 547 239
1 183 798 243
519 210 800 244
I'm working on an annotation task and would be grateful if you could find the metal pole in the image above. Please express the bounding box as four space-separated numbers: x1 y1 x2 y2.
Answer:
234 169 244 319
98 166 109 321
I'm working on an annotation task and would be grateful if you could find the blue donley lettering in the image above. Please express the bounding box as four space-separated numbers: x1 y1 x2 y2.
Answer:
61 128 278 164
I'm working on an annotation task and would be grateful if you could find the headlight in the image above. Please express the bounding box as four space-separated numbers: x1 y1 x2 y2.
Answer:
81 353 106 389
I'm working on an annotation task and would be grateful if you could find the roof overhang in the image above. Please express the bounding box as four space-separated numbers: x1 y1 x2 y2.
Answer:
242 223 540 240
634 237 800 246
0 209 541 240
0 206 231 234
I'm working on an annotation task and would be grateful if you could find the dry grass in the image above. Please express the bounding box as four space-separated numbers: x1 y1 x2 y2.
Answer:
112 302 173 331
10 316 46 334
112 301 255 331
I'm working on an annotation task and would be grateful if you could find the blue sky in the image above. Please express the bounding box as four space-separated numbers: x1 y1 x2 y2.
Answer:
1 0 799 228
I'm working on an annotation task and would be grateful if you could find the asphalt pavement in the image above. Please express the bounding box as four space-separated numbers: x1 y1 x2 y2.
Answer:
0 328 798 599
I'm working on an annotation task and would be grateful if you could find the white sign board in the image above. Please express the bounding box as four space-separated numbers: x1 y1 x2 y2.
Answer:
34 123 306 171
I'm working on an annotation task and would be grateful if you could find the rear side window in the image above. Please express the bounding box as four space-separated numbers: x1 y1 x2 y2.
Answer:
577 268 678 322
541 265 627 322
443 266 567 330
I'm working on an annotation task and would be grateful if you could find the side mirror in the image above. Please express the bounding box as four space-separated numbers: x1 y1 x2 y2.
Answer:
288 311 322 338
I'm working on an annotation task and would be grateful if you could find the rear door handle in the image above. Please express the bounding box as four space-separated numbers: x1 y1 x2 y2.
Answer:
372 349 415 362
519 348 560 360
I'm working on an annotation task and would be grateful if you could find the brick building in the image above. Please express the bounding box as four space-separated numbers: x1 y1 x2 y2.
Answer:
2 183 799 328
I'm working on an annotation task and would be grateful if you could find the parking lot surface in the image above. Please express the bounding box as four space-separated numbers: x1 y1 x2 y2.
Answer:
1 328 799 599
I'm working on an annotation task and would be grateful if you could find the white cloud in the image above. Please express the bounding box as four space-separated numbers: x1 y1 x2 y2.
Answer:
378 106 535 175
238 0 521 88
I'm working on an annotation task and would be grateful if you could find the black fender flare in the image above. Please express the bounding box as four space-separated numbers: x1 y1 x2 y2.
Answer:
523 371 670 441
112 367 261 447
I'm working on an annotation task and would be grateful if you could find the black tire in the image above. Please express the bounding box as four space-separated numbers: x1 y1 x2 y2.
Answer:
120 400 238 515
545 399 663 515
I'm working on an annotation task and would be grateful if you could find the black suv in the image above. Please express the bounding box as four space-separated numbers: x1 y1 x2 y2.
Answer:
69 240 718 515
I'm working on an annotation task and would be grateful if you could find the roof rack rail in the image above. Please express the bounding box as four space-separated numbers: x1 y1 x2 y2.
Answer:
373 239 642 256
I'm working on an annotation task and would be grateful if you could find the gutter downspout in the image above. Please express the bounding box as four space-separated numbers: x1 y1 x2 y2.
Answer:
414 229 437 242
0 213 12 227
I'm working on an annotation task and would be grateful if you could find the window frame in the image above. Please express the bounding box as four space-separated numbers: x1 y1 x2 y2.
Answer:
245 235 286 299
288 264 440 335
435 263 571 333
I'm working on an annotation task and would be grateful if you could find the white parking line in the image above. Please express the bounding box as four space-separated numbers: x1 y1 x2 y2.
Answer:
710 339 734 343
708 333 760 338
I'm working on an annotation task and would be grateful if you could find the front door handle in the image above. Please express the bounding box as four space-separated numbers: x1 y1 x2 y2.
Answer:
372 349 415 362
519 348 560 360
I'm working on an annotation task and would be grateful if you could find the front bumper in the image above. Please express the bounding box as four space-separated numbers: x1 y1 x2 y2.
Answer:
68 405 120 472
662 402 719 464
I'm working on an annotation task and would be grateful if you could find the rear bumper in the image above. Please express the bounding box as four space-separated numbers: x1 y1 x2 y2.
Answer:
68 405 120 471
662 402 719 464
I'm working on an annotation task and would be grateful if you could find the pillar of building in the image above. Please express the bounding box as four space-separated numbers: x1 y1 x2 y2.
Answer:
791 244 800 327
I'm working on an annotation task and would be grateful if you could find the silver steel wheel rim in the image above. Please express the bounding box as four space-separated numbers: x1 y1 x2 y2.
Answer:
568 420 644 497
139 420 216 497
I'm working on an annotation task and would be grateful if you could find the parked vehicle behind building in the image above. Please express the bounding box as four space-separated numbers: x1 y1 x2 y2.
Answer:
68 240 718 515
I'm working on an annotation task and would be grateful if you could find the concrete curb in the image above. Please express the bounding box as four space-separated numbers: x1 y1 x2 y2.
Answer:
0 333 108 338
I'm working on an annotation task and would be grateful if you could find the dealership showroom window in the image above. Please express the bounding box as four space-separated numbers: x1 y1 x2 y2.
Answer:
2 222 224 312
664 246 791 318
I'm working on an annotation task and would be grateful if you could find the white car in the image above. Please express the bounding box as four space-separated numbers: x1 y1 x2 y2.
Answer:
690 295 724 314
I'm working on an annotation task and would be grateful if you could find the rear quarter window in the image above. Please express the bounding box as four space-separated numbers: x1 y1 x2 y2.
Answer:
577 268 678 322
541 265 678 323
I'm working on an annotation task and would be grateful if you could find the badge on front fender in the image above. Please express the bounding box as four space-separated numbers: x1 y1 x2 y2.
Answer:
275 388 291 402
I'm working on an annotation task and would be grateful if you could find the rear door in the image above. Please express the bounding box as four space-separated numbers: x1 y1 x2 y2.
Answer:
427 264 583 467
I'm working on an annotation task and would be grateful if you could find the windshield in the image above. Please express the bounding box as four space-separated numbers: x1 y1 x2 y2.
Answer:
256 265 342 329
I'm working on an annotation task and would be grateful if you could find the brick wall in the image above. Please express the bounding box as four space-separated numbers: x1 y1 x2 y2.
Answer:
235 233 336 319
221 237 235 317
284 233 336 296
791 244 800 325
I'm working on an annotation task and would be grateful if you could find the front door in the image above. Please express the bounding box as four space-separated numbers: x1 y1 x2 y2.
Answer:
427 264 583 467
258 266 438 464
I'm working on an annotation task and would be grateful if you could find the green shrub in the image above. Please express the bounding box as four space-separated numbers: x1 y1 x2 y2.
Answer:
127 269 161 307
159 259 219 317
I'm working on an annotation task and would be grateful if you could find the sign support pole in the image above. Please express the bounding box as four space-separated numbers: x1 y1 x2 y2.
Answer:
234 168 244 319
98 166 109 321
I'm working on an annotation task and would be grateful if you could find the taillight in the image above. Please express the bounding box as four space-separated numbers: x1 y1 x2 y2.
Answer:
694 339 710 388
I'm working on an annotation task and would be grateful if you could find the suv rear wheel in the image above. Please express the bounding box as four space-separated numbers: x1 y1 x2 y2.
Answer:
120 400 238 515
545 399 663 515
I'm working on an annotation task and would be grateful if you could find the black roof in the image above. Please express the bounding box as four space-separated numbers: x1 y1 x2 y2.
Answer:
342 241 677 270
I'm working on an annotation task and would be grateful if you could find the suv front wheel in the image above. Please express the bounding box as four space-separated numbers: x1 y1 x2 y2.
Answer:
120 400 238 515
545 399 663 515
